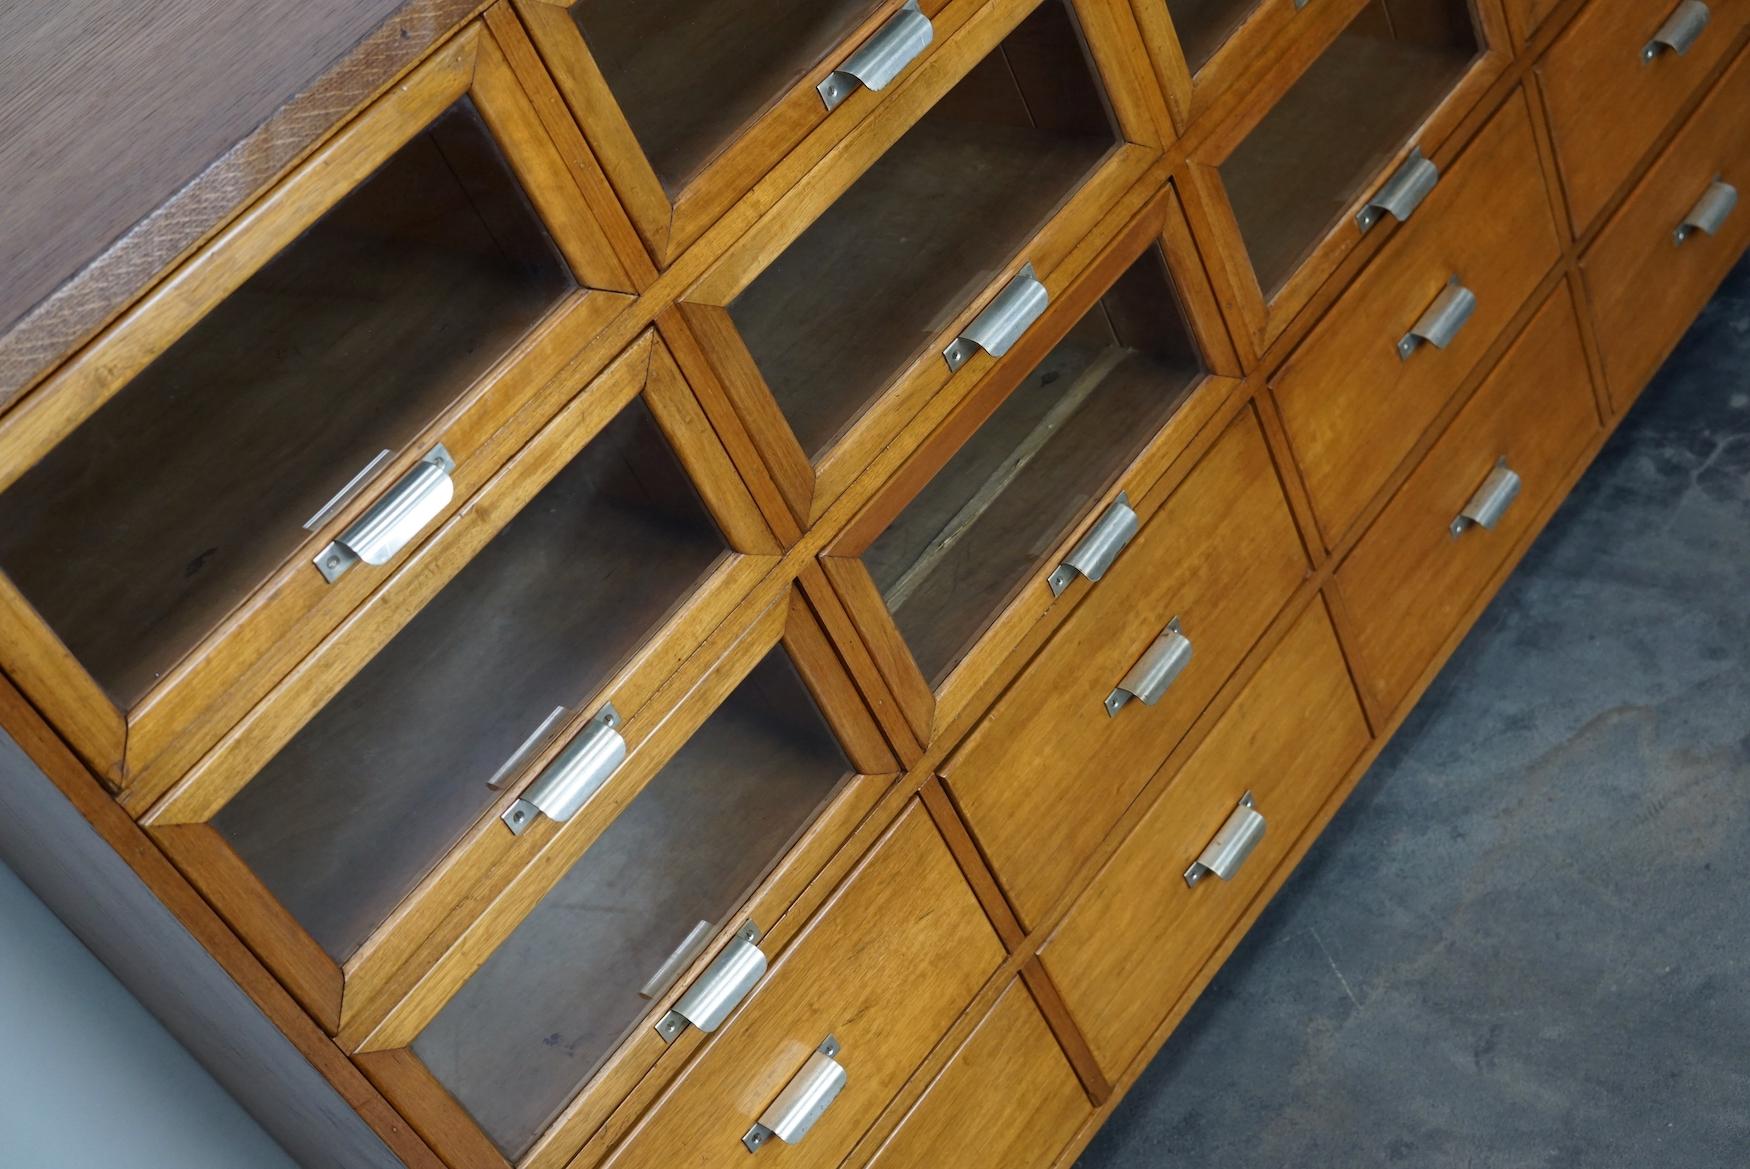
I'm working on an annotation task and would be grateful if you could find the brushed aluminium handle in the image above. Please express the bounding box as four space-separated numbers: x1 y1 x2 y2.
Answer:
1048 493 1141 595
1357 148 1440 233
1397 279 1477 360
819 1 933 110
655 922 768 1042
743 1037 846 1152
1184 791 1266 887
943 264 1050 371
502 704 625 834
1105 618 1192 717
1644 0 1710 61
314 445 455 583
1675 179 1738 245
1450 458 1521 536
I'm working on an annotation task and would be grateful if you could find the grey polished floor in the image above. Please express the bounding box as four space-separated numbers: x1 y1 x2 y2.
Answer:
1078 260 1750 1169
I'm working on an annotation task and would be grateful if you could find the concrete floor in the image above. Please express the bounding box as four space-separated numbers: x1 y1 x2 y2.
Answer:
1078 260 1750 1169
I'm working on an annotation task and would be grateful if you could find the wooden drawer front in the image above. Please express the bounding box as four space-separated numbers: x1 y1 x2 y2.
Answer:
1539 0 1750 234
1582 43 1750 414
942 406 1307 928
1040 599 1368 1080
1338 283 1600 716
1272 92 1560 544
864 980 1090 1169
604 802 1002 1169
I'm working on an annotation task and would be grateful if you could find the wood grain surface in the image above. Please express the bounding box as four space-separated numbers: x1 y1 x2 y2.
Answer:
0 0 482 407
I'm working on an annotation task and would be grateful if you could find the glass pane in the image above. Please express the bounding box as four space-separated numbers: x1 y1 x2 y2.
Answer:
865 247 1204 684
573 0 886 193
1219 0 1480 297
213 398 727 964
1166 0 1263 74
729 0 1121 458
0 98 575 708
411 648 852 1160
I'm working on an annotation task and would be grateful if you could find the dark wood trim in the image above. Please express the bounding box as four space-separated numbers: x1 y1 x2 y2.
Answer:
0 0 488 412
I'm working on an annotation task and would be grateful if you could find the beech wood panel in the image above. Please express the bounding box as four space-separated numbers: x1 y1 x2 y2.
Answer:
1040 598 1368 1078
941 406 1307 927
1580 43 1750 414
1271 91 1560 546
862 979 1091 1169
601 801 1003 1169
1337 282 1600 717
1536 0 1750 236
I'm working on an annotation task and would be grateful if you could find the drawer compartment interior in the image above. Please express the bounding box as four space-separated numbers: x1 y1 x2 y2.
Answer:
570 0 887 194
727 0 1122 458
1219 0 1481 298
408 644 854 1160
0 98 575 708
212 396 728 966
863 244 1207 686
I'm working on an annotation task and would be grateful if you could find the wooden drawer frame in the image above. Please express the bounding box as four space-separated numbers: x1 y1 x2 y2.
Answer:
816 182 1243 753
518 0 984 269
938 403 1312 926
139 333 794 1037
0 20 642 804
672 0 1177 532
331 580 905 1169
1182 0 1513 364
593 798 1005 1169
1039 597 1370 1079
1579 39 1750 413
1266 89 1565 549
1132 0 1330 129
1534 0 1750 238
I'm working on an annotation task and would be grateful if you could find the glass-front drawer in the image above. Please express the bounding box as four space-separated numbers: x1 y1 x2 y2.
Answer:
1189 0 1506 356
1133 0 1322 123
143 334 783 1035
348 589 900 1169
821 189 1241 746
677 0 1169 523
519 0 965 264
0 24 636 800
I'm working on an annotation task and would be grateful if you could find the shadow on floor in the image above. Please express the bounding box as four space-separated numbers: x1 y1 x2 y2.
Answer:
1078 261 1750 1169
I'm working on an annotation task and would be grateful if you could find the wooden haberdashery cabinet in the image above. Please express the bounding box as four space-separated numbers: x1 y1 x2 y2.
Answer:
0 1 1743 1167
